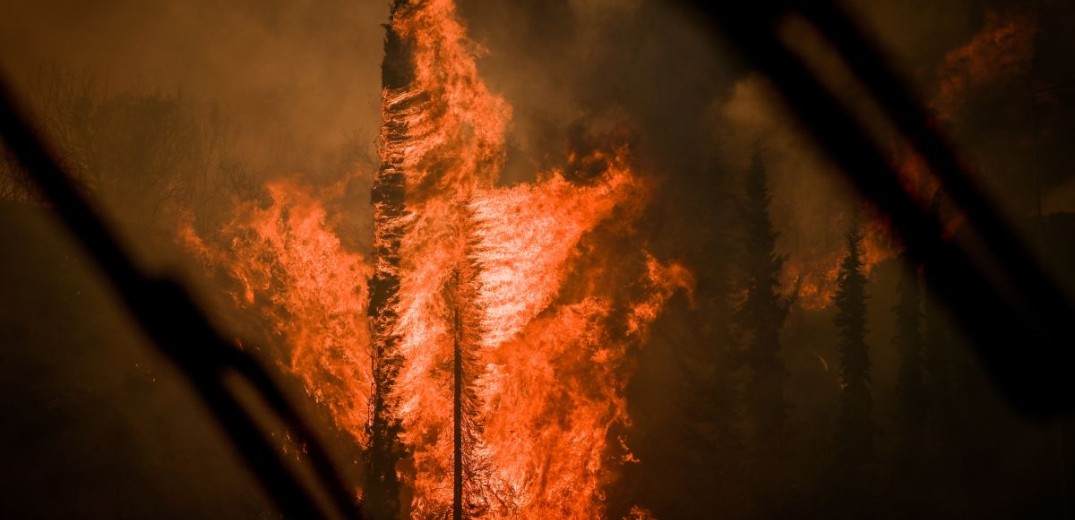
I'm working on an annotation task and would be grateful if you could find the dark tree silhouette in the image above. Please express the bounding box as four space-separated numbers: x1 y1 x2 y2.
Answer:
737 148 792 469
675 153 747 515
660 219 746 516
613 143 748 519
674 294 747 510
832 216 875 495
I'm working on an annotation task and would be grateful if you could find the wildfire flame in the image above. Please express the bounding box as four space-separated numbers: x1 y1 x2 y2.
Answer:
181 0 689 517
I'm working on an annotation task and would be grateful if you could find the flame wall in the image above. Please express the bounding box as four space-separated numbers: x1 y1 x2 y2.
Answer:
183 0 689 517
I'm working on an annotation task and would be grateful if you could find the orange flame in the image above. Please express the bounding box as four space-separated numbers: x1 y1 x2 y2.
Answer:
180 180 374 445
781 212 895 310
181 0 690 517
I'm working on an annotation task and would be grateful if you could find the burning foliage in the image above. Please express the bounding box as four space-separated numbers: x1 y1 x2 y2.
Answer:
183 0 688 516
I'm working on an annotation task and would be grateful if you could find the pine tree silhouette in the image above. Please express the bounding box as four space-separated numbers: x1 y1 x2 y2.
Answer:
738 148 792 471
832 216 875 505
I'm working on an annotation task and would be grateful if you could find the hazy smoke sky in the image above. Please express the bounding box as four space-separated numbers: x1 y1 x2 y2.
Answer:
3 0 1071 278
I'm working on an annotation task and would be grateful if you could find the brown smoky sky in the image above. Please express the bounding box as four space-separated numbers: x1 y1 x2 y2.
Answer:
4 0 1071 291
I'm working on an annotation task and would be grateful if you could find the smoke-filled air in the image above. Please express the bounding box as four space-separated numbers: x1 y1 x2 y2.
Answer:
1 0 1074 518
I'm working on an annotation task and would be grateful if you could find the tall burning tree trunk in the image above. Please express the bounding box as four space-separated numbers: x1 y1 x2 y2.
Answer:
365 2 414 517
446 238 488 519
452 291 464 520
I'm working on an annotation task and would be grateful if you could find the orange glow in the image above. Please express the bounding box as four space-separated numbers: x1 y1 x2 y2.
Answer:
180 0 689 517
935 9 1037 120
179 180 374 445
781 213 895 310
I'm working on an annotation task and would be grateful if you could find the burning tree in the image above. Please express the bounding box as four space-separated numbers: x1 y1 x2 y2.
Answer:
366 0 512 515
364 2 413 517
446 249 492 519
182 0 690 516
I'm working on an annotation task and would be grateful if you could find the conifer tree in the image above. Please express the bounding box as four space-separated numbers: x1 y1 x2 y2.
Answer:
833 217 875 489
365 2 413 517
447 240 489 519
620 147 747 518
738 148 792 464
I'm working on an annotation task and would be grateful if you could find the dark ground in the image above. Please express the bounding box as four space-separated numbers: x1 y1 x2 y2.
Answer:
0 201 277 519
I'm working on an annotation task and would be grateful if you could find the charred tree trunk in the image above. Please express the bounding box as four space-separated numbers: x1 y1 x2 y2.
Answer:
452 269 464 520
447 248 487 519
365 2 415 518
